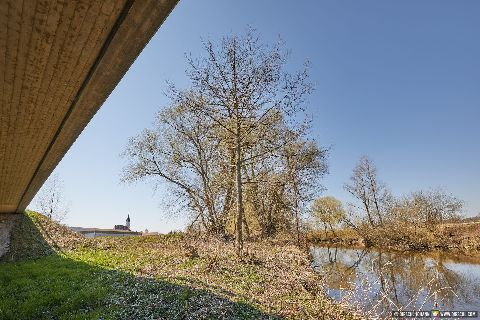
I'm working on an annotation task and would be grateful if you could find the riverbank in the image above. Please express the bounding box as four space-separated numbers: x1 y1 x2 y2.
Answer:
307 221 480 256
0 212 359 319
310 245 480 318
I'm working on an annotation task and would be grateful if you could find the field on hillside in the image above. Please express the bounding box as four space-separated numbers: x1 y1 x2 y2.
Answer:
0 212 358 320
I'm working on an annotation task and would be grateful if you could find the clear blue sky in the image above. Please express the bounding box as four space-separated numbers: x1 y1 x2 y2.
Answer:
29 0 480 232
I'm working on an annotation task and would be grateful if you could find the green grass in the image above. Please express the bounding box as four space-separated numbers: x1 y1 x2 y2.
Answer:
0 255 114 319
0 252 276 320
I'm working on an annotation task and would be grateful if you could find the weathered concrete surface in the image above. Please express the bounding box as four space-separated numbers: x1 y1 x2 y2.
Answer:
0 214 19 258
0 0 178 214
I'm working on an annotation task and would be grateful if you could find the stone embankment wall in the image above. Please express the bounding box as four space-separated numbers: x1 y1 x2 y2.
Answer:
0 214 19 258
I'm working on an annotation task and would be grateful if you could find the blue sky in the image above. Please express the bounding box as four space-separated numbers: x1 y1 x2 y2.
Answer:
29 0 480 232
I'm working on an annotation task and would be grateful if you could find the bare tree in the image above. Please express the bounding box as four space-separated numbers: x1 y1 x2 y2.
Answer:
33 174 70 223
392 189 463 226
160 29 314 253
283 140 328 244
121 30 327 252
122 95 327 245
344 156 392 227
122 97 232 236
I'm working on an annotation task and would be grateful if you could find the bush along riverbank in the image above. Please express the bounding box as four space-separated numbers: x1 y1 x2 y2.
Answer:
0 211 360 320
307 221 480 255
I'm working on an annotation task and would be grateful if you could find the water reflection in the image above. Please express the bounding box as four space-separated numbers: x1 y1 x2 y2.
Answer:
311 246 480 318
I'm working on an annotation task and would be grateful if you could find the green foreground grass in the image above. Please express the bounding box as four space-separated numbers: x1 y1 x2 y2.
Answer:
0 212 357 320
0 255 111 319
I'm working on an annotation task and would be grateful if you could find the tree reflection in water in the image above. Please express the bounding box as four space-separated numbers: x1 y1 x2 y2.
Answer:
311 246 480 318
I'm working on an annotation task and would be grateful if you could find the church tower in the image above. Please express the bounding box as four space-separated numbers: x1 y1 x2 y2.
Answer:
126 214 130 230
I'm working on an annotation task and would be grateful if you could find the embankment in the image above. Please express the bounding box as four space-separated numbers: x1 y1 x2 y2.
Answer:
1 211 360 319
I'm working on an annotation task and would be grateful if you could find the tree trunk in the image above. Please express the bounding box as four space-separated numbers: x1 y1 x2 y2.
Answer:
292 172 301 246
328 222 336 237
363 198 375 227
235 122 244 254
295 207 300 245
371 184 384 227
244 214 250 240
233 38 244 255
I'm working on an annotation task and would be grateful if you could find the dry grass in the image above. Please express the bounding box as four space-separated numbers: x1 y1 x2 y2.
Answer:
74 234 361 319
307 228 364 248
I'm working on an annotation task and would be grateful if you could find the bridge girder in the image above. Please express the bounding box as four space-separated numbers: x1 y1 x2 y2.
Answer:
0 0 178 213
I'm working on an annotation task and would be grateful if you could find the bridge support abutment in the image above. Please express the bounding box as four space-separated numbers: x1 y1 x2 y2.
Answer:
0 214 20 259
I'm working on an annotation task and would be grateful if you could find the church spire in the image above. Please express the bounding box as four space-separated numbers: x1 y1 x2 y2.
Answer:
126 214 131 229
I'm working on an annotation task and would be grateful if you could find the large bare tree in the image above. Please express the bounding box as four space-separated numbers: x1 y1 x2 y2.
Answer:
178 29 313 252
123 29 323 252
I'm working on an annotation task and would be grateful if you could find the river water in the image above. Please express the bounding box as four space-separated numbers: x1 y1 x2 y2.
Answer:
311 246 480 318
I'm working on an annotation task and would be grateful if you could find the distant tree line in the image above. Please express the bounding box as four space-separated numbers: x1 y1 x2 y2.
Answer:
311 156 464 245
344 156 463 226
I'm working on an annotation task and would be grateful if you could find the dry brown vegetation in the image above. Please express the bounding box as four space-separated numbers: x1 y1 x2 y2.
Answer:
308 221 480 255
307 156 480 256
88 235 361 319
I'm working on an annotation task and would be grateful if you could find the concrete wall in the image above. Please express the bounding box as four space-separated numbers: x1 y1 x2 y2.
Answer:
0 214 19 258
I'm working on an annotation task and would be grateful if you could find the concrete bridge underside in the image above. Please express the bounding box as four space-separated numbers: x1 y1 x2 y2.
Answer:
0 0 178 214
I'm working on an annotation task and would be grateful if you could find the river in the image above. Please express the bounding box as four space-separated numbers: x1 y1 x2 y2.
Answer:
311 246 480 318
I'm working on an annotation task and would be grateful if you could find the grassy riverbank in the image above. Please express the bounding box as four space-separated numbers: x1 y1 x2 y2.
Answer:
0 212 358 319
308 221 480 255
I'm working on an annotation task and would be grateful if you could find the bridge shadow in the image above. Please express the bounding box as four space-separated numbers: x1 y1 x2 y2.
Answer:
0 214 281 320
